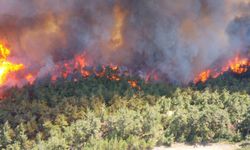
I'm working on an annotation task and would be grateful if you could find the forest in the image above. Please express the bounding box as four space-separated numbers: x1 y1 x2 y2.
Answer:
0 68 249 150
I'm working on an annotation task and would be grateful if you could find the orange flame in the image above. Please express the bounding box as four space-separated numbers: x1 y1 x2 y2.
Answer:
110 65 119 71
228 56 250 74
128 80 141 90
110 4 126 49
194 55 250 83
109 74 120 81
74 54 87 69
194 70 211 83
0 43 24 86
25 73 35 84
0 42 141 90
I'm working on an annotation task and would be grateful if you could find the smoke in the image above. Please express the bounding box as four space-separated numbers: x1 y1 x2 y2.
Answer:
0 0 249 84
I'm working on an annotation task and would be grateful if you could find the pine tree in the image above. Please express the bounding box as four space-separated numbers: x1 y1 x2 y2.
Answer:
0 121 14 148
14 123 29 149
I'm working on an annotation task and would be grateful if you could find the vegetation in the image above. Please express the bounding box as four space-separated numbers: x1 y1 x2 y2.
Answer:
0 71 250 149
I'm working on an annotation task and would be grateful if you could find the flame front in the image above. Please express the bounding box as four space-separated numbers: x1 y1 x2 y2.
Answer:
1 40 249 88
228 56 250 74
194 70 211 84
0 43 24 86
194 55 250 83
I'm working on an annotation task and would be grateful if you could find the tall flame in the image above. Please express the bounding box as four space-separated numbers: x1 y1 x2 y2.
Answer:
228 56 250 74
0 43 24 86
109 4 126 49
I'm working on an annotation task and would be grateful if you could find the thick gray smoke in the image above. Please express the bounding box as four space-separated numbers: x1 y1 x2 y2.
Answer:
0 0 249 84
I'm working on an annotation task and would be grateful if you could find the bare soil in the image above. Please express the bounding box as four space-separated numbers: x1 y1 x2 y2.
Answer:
154 143 240 150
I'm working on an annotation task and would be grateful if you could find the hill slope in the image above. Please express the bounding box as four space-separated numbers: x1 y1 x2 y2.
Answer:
0 73 249 149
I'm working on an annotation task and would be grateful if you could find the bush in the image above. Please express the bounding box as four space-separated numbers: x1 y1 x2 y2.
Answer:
240 108 250 138
0 74 250 149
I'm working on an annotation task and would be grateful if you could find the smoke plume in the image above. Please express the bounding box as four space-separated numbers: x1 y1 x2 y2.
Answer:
0 0 250 84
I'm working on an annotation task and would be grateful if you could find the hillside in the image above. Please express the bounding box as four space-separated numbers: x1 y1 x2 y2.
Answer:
0 72 249 150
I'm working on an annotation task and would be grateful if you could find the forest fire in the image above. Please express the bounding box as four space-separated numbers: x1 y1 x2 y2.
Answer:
1 38 250 90
1 37 250 90
0 42 24 86
194 55 250 83
0 1 250 90
0 46 142 91
48 56 143 89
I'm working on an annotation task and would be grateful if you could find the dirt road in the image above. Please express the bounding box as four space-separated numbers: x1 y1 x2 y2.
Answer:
154 143 240 150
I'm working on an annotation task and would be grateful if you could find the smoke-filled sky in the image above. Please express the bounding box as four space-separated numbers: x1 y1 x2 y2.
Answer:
0 0 250 83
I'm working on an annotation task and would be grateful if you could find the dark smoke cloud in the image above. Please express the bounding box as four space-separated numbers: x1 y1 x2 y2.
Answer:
0 0 249 84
